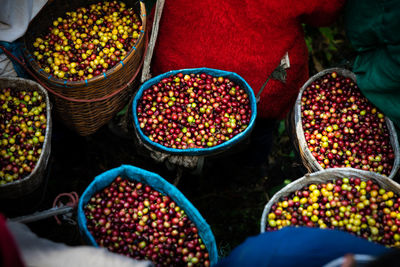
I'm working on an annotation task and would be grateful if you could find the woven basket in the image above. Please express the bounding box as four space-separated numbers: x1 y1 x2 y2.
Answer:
260 168 400 233
290 68 400 179
22 0 147 136
0 77 52 199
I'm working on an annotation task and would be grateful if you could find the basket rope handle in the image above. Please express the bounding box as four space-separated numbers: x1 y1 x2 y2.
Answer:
52 192 79 225
140 0 165 83
0 32 148 103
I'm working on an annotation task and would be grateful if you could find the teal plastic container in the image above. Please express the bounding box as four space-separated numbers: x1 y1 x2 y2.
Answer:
132 68 257 156
77 165 219 265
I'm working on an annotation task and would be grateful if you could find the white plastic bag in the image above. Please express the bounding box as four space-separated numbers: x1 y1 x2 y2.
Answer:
0 0 47 42
0 53 17 77
7 220 153 267
0 0 48 78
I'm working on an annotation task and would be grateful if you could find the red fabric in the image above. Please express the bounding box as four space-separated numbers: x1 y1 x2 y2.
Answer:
151 0 345 119
0 214 25 267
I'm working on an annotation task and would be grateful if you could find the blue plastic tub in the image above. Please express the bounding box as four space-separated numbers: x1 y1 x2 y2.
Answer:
77 164 219 265
132 68 257 156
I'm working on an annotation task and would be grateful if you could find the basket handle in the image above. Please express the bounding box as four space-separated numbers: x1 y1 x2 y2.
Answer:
140 0 165 83
0 32 148 103
256 52 290 103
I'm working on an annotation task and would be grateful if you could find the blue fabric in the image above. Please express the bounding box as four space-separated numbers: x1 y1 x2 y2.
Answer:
0 41 29 78
77 164 219 265
215 227 391 267
132 68 257 156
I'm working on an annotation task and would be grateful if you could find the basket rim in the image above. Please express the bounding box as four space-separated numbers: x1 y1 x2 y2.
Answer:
131 67 258 156
22 1 147 87
293 67 400 179
0 77 52 189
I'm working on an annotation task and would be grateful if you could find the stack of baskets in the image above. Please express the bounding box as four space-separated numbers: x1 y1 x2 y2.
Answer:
22 0 148 136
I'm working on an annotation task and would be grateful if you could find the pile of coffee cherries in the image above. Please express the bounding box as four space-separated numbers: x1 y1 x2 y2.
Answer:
32 1 142 81
265 177 400 247
136 72 252 149
301 72 395 176
84 176 211 266
0 88 47 184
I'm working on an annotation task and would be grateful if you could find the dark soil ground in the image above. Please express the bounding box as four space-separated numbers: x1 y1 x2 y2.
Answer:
0 114 308 258
1 17 399 261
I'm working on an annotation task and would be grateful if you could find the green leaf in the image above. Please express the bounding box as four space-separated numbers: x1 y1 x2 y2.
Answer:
319 27 334 42
267 179 292 196
305 36 313 53
319 27 338 52
278 120 286 136
117 103 129 117
326 52 333 62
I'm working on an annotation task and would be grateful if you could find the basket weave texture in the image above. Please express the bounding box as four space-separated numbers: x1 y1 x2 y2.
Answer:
290 68 400 179
0 77 52 199
260 168 400 233
23 0 147 136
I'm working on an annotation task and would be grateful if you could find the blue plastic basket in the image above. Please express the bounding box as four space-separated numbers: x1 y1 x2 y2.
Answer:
132 68 257 156
77 164 219 265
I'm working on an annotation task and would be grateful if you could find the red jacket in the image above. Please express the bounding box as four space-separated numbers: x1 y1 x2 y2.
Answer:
151 0 345 119
0 214 25 267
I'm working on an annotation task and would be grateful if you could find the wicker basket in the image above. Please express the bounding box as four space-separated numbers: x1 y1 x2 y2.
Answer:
22 0 147 136
289 68 400 179
0 77 52 199
260 168 400 233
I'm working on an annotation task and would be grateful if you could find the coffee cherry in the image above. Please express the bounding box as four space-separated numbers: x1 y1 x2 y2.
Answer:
266 177 400 247
301 72 395 176
0 88 47 184
84 176 211 266
136 73 252 149
32 1 142 81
